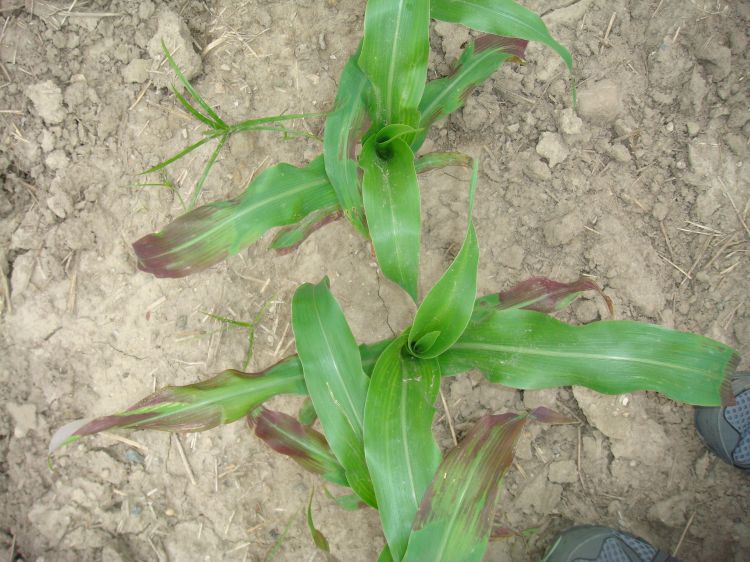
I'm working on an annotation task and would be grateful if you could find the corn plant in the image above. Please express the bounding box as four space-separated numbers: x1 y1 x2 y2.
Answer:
132 1 564 282
52 1 740 561
51 273 737 560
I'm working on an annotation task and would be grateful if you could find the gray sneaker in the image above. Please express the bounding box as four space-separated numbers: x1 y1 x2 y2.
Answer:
543 525 677 562
694 372 750 473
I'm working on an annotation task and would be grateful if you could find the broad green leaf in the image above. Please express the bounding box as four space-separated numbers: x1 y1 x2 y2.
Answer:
49 360 307 452
359 0 430 128
361 132 421 301
271 208 341 255
133 156 338 277
364 335 442 559
441 308 739 406
403 413 528 562
413 35 527 151
324 50 371 237
292 279 376 507
249 408 348 486
408 160 479 358
431 0 573 72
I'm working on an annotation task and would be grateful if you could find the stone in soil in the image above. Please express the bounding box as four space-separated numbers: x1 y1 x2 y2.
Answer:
25 80 66 124
536 132 569 168
147 8 202 89
576 79 623 125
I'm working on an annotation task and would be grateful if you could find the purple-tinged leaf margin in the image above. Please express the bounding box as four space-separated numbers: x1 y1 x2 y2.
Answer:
249 407 347 486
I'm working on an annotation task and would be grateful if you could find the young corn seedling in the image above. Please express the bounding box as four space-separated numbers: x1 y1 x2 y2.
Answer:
132 1 557 280
51 156 739 561
52 1 741 560
51 271 738 560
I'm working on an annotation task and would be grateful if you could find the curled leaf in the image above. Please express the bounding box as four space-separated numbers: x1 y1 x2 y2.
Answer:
403 413 529 562
495 276 614 317
250 408 347 486
528 406 576 425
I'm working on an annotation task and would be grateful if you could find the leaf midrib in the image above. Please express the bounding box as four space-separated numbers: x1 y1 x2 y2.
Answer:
450 342 710 374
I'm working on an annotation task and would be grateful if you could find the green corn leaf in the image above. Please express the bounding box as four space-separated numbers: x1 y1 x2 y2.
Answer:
53 294 738 454
133 155 338 277
292 279 376 507
49 359 307 452
364 334 442 559
271 208 342 255
359 0 430 128
402 413 528 562
408 160 479 358
361 130 421 301
377 546 396 562
431 0 573 72
324 49 371 237
249 408 348 487
413 35 527 151
135 150 469 278
441 308 738 406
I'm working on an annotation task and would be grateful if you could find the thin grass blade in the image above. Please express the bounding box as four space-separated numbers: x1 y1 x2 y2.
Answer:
141 135 215 176
360 132 421 301
227 112 324 134
49 359 307 453
430 0 572 72
324 49 371 236
364 335 442 559
133 155 338 277
188 134 227 209
402 413 528 562
408 160 479 358
292 279 376 507
358 0 430 128
249 408 348 486
441 308 739 406
162 40 226 128
413 35 527 151
171 85 216 129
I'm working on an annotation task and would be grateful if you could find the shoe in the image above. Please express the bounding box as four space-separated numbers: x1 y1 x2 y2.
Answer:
543 525 677 562
694 372 750 473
